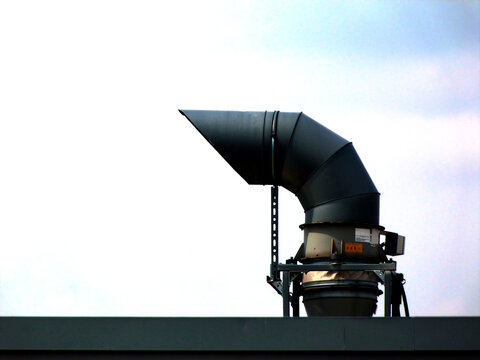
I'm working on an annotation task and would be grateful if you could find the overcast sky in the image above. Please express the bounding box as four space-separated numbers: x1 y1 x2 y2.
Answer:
0 1 479 317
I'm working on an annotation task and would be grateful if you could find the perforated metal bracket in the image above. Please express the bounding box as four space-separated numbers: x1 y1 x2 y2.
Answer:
373 270 385 283
266 275 283 295
270 185 280 281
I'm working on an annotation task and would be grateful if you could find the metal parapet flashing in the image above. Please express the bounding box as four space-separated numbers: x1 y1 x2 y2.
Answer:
0 317 478 352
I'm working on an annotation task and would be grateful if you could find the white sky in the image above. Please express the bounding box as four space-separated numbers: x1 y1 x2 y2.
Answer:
0 0 479 316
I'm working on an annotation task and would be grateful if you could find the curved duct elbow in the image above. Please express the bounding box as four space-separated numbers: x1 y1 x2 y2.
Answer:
180 110 380 227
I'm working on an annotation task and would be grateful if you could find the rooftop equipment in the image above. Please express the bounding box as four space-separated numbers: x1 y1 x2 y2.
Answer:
180 110 408 317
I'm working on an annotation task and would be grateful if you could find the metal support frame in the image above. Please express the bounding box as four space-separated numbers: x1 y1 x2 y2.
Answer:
384 271 393 317
282 270 290 317
291 271 301 317
265 186 405 318
387 270 406 317
277 263 397 272
267 186 283 295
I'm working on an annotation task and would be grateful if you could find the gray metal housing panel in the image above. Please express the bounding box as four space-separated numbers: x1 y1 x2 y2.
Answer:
0 317 478 351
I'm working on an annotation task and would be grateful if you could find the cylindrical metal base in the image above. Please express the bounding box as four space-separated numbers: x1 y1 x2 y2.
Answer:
302 280 382 317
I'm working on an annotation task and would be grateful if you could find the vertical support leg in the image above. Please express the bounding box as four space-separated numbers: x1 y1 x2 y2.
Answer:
384 270 392 317
292 274 301 317
391 272 402 317
282 271 290 317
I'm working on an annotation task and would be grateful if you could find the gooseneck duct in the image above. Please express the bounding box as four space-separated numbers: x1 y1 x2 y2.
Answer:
180 110 406 317
180 110 379 227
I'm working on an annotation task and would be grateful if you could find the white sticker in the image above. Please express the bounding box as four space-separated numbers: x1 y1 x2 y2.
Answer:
355 228 372 243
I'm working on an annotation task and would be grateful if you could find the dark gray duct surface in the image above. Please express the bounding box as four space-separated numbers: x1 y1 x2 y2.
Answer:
180 110 380 227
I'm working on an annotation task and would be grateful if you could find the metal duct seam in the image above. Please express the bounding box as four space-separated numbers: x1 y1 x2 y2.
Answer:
271 110 278 184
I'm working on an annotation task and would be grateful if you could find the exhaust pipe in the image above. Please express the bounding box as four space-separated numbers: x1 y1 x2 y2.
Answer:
180 110 384 316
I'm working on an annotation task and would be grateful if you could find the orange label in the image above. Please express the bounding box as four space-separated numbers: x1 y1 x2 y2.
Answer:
345 243 363 253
